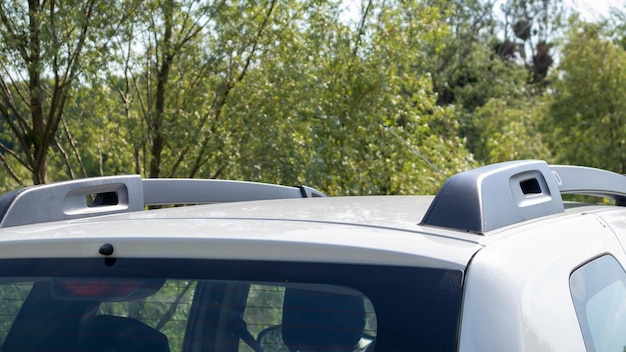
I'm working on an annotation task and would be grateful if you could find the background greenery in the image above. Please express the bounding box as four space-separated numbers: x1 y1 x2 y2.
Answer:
0 0 622 195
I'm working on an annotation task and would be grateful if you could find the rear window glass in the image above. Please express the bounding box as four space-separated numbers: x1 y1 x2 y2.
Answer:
0 258 463 351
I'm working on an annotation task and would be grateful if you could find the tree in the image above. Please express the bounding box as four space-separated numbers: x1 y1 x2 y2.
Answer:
107 0 295 179
108 0 217 178
223 0 475 195
548 21 626 172
424 0 553 165
0 0 119 185
51 82 136 180
471 98 551 163
0 0 479 195
499 0 564 85
429 0 499 106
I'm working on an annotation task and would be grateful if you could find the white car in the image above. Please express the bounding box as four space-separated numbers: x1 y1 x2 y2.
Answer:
0 160 623 352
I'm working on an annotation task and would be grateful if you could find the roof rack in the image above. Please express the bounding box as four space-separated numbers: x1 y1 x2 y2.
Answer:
0 177 325 228
421 160 626 234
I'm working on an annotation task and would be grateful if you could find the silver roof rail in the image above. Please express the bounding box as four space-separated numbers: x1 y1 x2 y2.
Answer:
0 176 325 228
550 165 626 205
142 179 325 205
421 160 626 234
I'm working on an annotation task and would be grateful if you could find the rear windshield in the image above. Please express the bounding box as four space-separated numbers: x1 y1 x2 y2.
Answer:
0 258 463 351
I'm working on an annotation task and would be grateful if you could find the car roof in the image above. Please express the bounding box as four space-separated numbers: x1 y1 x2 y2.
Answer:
1 159 625 271
0 195 482 270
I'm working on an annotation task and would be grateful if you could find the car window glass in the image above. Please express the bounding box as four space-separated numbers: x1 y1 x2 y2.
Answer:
243 284 285 342
570 255 626 352
0 258 462 352
0 282 32 345
242 284 376 352
98 280 196 352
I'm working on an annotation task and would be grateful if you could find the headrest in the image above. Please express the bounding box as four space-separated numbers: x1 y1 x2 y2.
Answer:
282 288 365 351
78 315 170 352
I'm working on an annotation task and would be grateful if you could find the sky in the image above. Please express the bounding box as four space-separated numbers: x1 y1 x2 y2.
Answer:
340 0 625 24
571 0 624 21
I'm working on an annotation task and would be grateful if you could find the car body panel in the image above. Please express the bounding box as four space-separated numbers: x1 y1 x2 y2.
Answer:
0 196 482 270
460 211 626 351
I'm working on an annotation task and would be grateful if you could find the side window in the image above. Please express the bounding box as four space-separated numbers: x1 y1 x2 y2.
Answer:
570 255 626 352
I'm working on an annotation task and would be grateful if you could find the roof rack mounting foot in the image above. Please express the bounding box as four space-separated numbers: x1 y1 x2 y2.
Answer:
421 160 626 235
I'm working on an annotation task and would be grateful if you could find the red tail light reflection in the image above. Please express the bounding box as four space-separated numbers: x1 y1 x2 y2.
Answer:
53 279 144 300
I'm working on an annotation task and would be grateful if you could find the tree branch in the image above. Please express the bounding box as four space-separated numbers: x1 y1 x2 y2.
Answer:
0 141 31 172
61 119 87 178
0 151 25 186
238 0 277 83
154 282 193 331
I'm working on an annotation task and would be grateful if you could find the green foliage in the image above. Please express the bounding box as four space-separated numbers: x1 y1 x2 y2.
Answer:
548 21 626 173
0 0 125 185
447 43 528 113
471 98 551 164
425 0 554 166
0 0 621 195
441 40 542 165
50 83 137 180
222 0 474 195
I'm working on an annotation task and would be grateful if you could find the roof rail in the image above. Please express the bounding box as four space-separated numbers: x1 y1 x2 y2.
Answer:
142 179 325 205
0 176 325 228
421 160 626 234
550 165 626 205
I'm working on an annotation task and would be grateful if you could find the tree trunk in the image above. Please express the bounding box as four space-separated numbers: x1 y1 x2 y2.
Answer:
28 0 47 185
149 0 174 179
